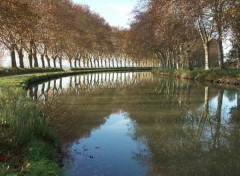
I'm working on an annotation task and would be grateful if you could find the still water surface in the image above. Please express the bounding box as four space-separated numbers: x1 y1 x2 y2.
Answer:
29 72 240 176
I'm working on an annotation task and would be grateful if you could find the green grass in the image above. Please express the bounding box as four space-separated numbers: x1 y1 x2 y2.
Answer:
152 68 240 85
0 68 63 77
0 87 63 175
0 139 62 176
0 70 64 175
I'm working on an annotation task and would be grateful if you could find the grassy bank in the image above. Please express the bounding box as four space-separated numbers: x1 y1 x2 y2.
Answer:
0 67 152 78
0 74 64 175
152 68 240 86
70 67 153 72
0 68 64 77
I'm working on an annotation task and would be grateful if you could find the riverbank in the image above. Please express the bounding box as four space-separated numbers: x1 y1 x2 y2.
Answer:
0 67 153 175
20 67 153 88
0 67 153 78
0 68 64 77
0 73 64 175
152 68 240 86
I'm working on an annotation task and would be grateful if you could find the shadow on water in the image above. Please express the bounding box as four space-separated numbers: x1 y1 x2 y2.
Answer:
29 72 240 176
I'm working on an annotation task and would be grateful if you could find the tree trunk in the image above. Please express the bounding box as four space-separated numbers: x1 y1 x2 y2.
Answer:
17 47 24 68
101 57 103 68
83 60 86 68
10 44 17 68
176 59 179 69
116 59 119 67
187 57 192 70
87 59 90 68
78 59 81 68
74 58 77 68
33 47 39 68
69 59 73 69
59 57 63 69
217 39 224 69
112 59 114 68
96 59 100 68
203 42 210 70
53 56 57 68
28 39 33 68
45 54 51 68
237 49 240 69
92 59 95 68
41 54 45 68
28 53 33 68
90 59 93 68
105 59 107 68
238 92 240 112
85 59 88 68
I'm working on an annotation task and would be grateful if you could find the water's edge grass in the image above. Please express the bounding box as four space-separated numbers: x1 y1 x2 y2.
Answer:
0 67 152 175
0 68 64 77
152 68 240 86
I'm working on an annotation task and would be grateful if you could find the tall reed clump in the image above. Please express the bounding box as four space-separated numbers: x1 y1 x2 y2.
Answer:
0 85 62 175
0 86 45 144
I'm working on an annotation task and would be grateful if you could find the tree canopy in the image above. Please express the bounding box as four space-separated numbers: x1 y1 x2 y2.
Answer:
0 0 239 70
127 0 240 70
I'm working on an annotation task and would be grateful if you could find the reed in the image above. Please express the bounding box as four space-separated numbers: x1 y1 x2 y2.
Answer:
0 83 62 175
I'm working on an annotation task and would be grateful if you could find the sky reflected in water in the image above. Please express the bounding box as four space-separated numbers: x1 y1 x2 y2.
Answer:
64 112 148 176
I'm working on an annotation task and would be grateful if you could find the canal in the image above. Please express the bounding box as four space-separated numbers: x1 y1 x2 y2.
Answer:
29 71 240 176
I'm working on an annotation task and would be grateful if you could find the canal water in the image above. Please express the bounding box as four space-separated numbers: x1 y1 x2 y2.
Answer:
29 71 240 176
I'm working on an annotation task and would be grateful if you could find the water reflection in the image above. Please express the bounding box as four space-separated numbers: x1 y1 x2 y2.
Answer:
64 112 149 176
29 72 240 176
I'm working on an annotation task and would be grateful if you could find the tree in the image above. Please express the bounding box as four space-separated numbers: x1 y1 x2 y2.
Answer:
128 0 200 69
0 0 36 68
227 0 240 67
0 0 115 70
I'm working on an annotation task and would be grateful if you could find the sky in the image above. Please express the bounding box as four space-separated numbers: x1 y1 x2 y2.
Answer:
72 0 138 28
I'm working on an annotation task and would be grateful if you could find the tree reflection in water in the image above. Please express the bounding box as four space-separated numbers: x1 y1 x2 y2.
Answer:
29 72 240 176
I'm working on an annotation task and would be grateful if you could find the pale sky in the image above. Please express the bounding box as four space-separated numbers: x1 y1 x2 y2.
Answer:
72 0 138 28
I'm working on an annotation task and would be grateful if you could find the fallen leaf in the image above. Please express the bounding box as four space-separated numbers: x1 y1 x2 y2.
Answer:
0 155 5 162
